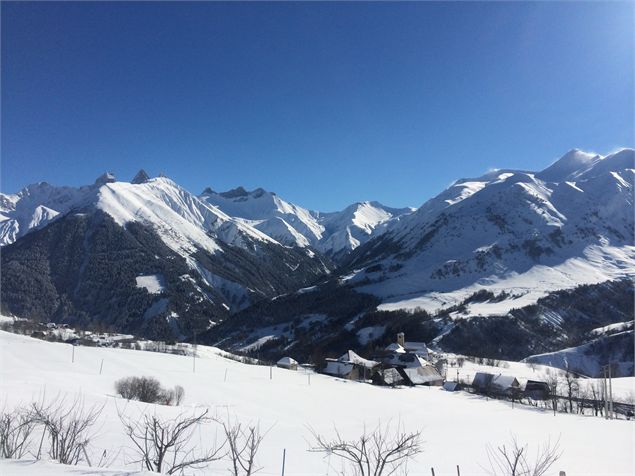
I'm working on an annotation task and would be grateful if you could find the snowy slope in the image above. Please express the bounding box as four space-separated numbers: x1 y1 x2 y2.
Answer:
201 186 413 258
346 148 635 315
1 173 330 336
317 201 414 258
0 181 97 246
200 186 324 248
1 330 633 475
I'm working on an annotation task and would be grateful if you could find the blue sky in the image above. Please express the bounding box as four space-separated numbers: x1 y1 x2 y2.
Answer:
2 1 633 211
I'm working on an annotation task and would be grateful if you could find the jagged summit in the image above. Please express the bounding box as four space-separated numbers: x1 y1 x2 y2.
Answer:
131 169 150 184
94 172 116 185
219 186 249 199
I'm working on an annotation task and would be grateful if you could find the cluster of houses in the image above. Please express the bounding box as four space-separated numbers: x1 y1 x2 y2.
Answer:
275 332 552 400
277 333 444 387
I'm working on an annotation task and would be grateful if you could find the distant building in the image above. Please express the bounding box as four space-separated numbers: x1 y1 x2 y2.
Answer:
472 372 520 396
471 372 494 392
378 338 442 387
398 364 443 386
443 381 460 392
384 342 406 354
387 333 429 359
372 367 406 387
524 380 550 400
323 350 378 380
276 357 299 370
491 374 520 395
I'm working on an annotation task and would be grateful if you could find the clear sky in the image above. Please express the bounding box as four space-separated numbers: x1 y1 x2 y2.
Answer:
2 1 633 211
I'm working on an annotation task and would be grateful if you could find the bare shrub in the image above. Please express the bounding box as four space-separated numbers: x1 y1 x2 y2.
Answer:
309 422 422 476
221 417 266 476
30 396 103 465
173 385 185 406
115 376 183 405
119 407 224 474
0 405 36 459
484 436 562 476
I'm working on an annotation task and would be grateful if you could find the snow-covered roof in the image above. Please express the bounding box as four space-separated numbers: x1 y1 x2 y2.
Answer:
403 341 429 354
382 352 429 368
323 360 354 377
491 374 520 390
400 365 443 385
338 350 378 369
277 357 298 366
384 343 406 353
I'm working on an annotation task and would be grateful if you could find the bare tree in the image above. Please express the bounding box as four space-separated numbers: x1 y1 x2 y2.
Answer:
221 417 266 476
0 405 36 459
484 436 561 476
119 407 224 474
30 395 103 465
308 423 422 476
563 367 579 414
173 386 185 406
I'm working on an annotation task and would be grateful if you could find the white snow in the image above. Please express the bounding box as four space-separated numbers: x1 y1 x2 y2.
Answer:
358 148 635 317
1 331 633 475
202 188 413 255
590 321 633 336
135 274 166 294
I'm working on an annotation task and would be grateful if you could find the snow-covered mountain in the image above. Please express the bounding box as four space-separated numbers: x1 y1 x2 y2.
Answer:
200 187 324 248
0 172 330 339
2 148 633 366
202 148 634 368
345 148 634 314
200 187 413 259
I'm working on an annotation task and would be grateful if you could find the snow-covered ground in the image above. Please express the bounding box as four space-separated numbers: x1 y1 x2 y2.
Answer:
442 355 635 401
1 331 633 475
135 274 166 294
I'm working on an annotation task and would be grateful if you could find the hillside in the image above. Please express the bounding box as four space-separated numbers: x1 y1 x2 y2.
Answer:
1 330 633 475
0 174 330 340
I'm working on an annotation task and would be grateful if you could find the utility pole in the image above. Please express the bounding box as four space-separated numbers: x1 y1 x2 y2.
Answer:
192 329 197 373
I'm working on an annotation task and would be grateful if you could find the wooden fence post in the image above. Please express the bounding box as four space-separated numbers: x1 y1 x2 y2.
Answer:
281 448 286 476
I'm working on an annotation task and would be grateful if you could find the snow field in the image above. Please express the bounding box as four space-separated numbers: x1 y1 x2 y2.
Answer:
1 331 633 475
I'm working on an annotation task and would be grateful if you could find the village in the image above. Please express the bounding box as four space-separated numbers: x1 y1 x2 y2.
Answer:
274 331 635 420
6 315 632 421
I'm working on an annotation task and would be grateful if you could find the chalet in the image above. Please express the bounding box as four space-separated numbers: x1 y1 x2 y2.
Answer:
443 381 460 392
323 360 356 379
384 343 406 354
276 357 299 370
472 372 520 396
398 364 443 386
471 372 494 392
491 374 521 395
372 367 406 386
524 380 550 400
323 350 378 380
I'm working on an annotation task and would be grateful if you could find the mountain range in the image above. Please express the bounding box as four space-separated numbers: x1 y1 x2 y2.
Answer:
1 148 633 374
